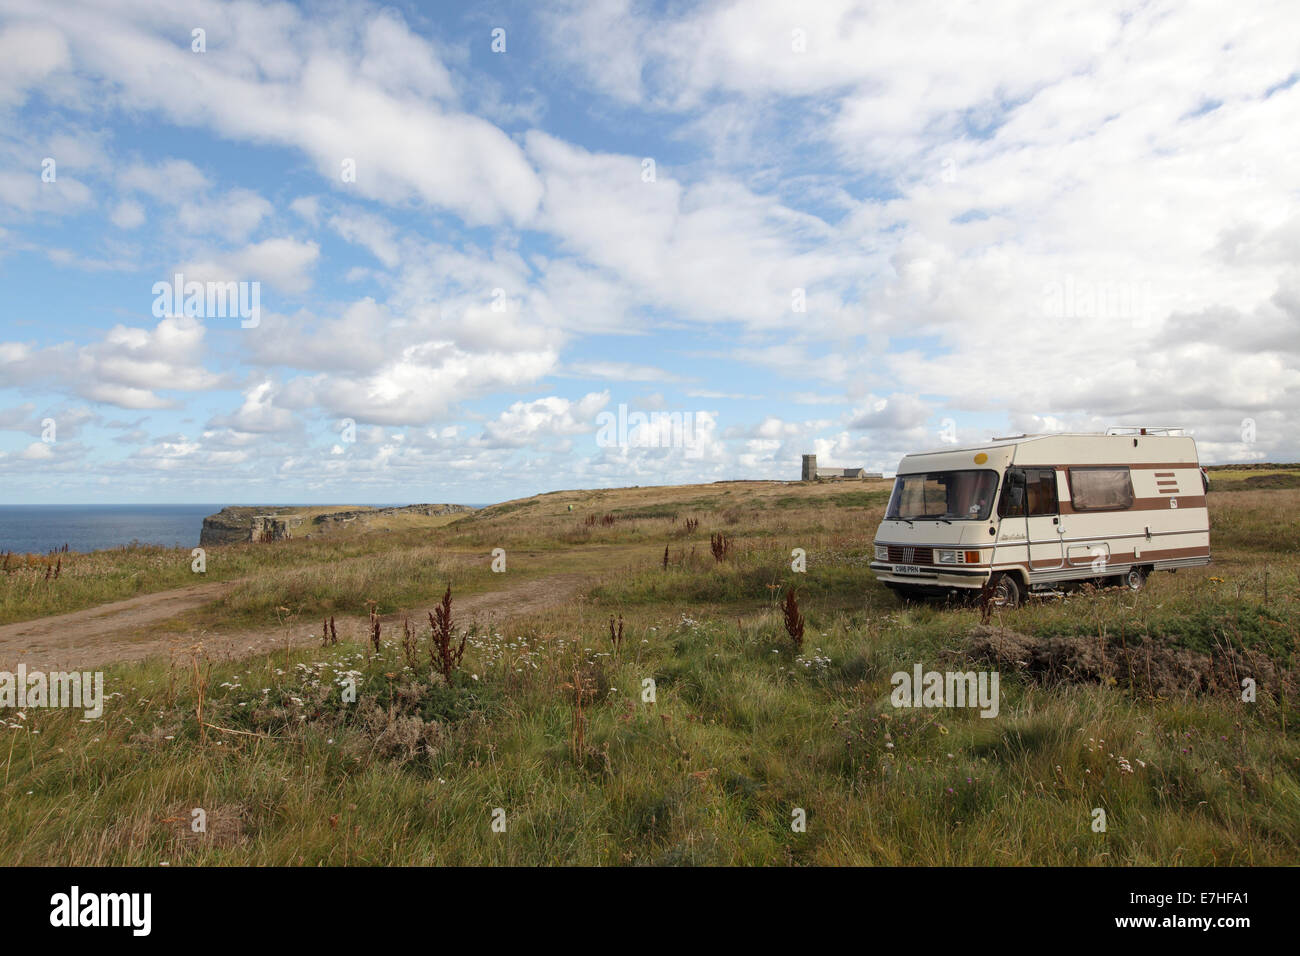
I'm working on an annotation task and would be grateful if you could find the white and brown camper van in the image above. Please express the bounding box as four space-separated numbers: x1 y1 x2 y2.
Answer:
870 427 1211 607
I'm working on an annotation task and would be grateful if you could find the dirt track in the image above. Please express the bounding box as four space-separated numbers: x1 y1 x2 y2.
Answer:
0 573 590 672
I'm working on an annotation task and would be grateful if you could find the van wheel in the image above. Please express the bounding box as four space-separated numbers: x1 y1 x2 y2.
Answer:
1124 566 1147 591
990 573 1021 609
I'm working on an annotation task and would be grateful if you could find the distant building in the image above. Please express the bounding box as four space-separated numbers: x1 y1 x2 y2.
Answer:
801 454 882 481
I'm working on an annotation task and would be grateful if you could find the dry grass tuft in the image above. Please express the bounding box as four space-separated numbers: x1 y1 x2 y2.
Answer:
781 587 804 651
428 585 465 680
710 532 732 563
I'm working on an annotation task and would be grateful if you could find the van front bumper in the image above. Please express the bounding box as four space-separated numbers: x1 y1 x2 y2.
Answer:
869 563 991 589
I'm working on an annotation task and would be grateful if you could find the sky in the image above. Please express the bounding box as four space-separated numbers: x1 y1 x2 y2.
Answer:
0 0 1296 505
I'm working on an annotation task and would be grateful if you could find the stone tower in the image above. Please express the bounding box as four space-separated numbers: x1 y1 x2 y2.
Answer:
801 454 817 481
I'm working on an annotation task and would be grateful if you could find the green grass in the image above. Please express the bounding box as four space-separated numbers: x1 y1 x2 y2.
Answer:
2 481 1298 865
3 589 1295 865
1 531 474 626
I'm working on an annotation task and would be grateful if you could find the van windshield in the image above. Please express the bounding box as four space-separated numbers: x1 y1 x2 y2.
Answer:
886 470 1000 521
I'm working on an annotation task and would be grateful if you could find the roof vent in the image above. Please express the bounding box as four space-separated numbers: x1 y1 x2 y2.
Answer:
1106 426 1184 436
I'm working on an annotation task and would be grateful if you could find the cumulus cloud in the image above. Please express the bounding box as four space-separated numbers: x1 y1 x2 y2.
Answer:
109 199 145 229
12 0 543 225
527 131 870 329
3 0 1298 500
0 316 224 410
477 392 610 448
179 238 320 294
565 360 683 382
0 21 69 106
208 380 297 434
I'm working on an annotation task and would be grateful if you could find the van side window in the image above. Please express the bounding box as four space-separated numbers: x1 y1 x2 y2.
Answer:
998 469 1026 518
1068 467 1135 511
1024 468 1059 516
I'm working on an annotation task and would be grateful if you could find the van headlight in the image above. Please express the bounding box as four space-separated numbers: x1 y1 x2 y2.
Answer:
937 550 960 564
874 544 888 560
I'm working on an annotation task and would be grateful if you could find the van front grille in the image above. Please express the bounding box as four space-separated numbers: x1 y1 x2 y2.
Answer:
887 546 934 565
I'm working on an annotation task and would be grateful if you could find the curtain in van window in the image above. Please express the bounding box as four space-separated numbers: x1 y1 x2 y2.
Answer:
1068 467 1134 510
1025 469 1058 515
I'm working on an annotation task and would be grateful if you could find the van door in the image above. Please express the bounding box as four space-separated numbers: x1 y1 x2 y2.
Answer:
996 468 1028 563
1024 467 1064 571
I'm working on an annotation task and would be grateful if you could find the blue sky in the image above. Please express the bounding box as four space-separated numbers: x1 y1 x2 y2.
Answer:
1 0 1297 504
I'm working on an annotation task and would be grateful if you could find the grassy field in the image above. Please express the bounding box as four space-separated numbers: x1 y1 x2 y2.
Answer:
1 480 1297 865
0 510 477 627
1206 463 1300 491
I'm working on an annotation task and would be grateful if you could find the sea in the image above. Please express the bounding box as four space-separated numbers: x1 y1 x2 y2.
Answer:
0 504 490 555
0 504 221 554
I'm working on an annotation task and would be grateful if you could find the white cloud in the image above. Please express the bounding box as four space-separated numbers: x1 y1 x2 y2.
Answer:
118 158 209 203
208 380 297 434
477 392 610 448
0 316 224 410
845 394 934 431
5 0 1300 498
330 211 402 269
276 343 560 427
566 360 682 382
289 195 320 225
26 0 543 225
526 131 870 330
180 238 319 294
110 199 145 229
176 188 272 241
0 22 69 105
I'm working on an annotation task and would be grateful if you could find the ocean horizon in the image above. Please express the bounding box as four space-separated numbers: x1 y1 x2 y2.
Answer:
0 504 490 555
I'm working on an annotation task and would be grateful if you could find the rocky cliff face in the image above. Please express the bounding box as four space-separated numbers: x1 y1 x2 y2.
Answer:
252 514 302 542
199 504 474 546
199 507 265 546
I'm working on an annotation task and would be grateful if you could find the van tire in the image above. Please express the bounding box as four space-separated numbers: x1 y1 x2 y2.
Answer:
990 573 1021 609
1124 566 1148 591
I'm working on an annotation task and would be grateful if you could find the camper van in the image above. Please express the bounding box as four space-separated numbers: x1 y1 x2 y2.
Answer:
870 428 1211 607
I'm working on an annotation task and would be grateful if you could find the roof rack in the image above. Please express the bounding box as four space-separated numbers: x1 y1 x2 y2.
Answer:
1105 426 1185 436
